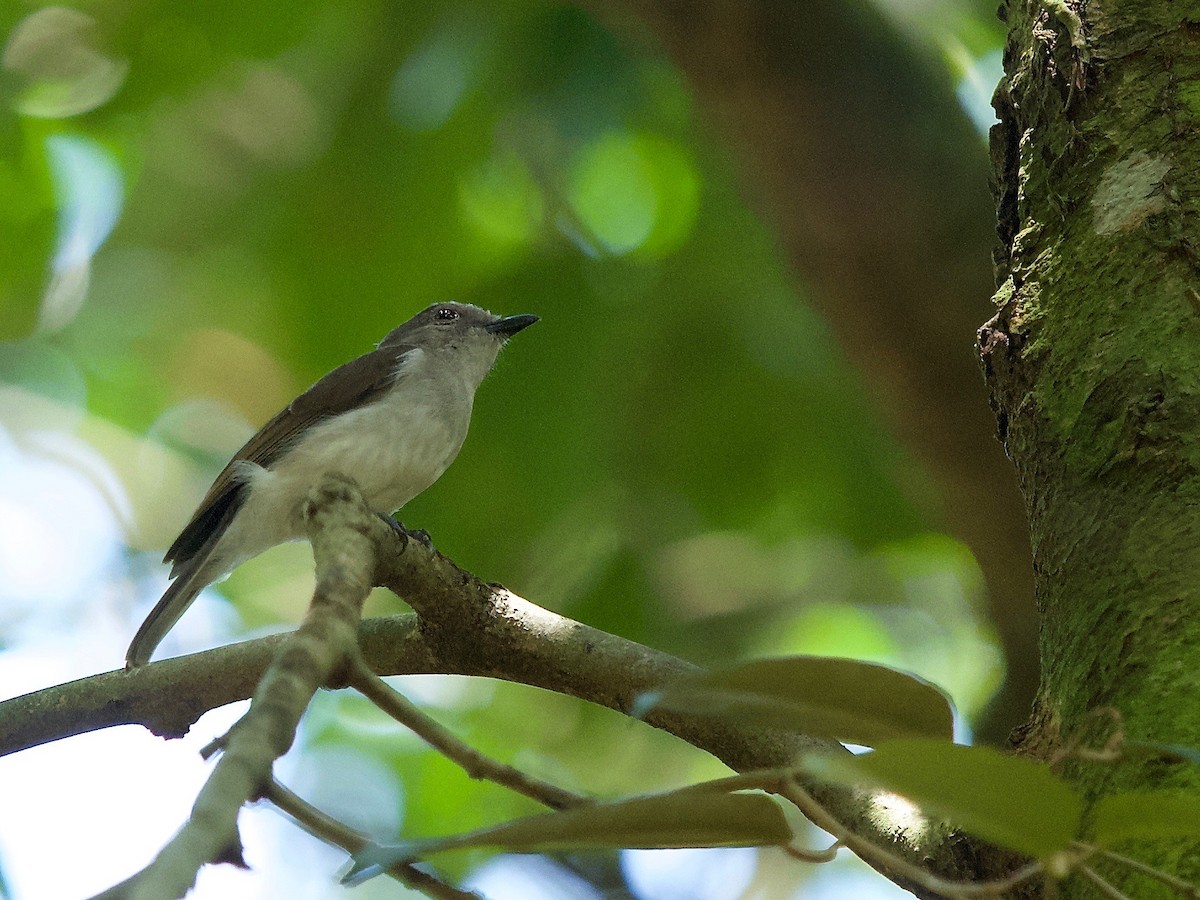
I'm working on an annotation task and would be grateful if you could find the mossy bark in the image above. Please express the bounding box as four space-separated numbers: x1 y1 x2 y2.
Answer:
982 0 1200 893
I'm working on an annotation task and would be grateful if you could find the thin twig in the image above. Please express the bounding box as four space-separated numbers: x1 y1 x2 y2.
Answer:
780 841 841 864
780 777 1045 899
618 767 841 863
265 779 478 900
666 769 787 796
1081 845 1200 898
345 651 587 811
1078 864 1135 899
1049 707 1125 770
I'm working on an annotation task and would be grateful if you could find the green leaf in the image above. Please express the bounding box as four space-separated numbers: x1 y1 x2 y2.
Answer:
343 791 791 885
1093 791 1200 847
635 656 954 746
801 739 1081 859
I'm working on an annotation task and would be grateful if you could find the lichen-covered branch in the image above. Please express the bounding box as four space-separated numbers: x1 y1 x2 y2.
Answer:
112 475 378 900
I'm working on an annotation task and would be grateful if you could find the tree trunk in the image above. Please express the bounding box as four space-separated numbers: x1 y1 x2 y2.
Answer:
981 0 1200 892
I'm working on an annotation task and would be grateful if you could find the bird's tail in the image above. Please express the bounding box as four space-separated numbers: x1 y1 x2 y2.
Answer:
125 561 208 669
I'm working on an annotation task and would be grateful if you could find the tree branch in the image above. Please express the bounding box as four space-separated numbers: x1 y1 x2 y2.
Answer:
2 477 984 896
114 474 378 899
343 651 587 811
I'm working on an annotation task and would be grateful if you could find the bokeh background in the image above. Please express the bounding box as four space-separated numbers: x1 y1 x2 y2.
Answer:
0 1 1016 897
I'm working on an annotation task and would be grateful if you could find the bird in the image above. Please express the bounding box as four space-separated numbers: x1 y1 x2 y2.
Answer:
125 301 538 668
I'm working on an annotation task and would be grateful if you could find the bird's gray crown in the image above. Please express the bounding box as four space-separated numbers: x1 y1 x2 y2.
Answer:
378 301 537 353
378 302 493 350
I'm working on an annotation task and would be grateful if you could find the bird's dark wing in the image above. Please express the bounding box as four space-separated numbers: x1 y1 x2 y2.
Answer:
164 343 417 569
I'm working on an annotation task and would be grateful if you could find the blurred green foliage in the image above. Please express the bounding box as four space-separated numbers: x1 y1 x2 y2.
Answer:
0 0 1005 891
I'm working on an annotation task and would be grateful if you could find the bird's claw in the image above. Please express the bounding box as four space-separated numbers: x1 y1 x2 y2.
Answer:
377 514 434 550
407 527 434 549
377 512 406 535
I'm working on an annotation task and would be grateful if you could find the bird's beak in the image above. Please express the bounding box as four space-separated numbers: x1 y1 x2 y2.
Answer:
485 313 540 337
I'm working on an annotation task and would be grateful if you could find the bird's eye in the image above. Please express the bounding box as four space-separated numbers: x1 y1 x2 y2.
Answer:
435 307 459 322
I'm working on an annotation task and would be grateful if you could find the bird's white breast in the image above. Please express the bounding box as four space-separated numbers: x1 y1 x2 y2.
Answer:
220 348 474 564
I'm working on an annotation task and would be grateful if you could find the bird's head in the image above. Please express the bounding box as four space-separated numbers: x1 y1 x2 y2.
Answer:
380 302 538 386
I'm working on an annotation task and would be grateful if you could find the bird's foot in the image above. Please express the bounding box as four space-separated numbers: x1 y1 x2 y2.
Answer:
377 513 435 550
377 512 404 535
407 527 434 549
